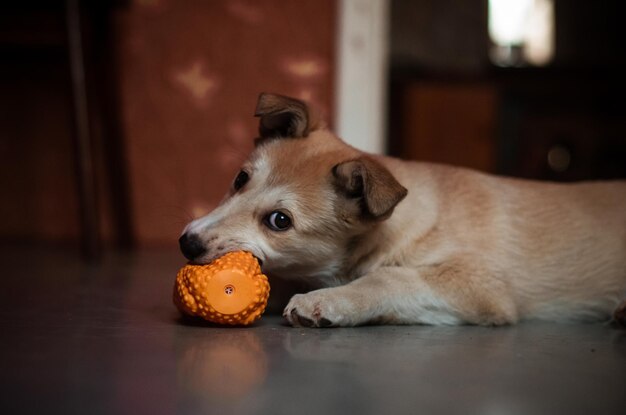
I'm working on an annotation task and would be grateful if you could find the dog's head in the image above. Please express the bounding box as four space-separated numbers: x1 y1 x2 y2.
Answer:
180 93 407 280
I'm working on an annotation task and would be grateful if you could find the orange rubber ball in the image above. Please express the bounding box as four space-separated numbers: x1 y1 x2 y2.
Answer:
173 251 270 326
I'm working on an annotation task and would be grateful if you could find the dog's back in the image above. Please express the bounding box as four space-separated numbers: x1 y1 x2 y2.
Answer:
388 159 626 322
491 176 626 321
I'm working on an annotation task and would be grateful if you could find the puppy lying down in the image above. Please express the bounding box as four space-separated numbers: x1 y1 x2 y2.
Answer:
180 93 626 327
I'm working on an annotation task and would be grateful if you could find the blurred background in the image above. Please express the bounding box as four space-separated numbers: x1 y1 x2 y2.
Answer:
1 0 625 259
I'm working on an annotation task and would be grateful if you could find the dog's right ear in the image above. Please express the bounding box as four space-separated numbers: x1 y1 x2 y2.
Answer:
254 93 310 142
333 157 408 221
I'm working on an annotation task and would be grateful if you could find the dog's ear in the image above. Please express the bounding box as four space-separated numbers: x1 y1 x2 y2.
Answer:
333 157 408 220
254 93 310 141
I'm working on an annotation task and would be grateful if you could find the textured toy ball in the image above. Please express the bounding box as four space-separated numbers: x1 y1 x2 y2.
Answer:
173 251 270 326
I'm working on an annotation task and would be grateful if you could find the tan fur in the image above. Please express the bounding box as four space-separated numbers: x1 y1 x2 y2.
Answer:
182 94 626 327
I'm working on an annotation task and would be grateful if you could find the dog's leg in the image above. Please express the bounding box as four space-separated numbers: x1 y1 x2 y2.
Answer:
284 262 518 327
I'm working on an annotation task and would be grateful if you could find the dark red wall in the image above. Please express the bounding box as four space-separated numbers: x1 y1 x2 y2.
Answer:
0 0 337 247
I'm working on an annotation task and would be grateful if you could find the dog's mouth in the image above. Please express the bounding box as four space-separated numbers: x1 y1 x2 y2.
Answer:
182 236 267 269
237 244 267 269
189 251 265 268
250 254 264 267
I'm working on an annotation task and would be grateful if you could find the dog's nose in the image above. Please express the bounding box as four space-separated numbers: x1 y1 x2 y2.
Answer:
179 233 206 261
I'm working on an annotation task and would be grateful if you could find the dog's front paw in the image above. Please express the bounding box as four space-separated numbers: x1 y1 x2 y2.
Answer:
283 289 347 328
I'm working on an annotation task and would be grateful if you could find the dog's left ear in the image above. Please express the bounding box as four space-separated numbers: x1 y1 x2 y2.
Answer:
254 93 310 140
333 157 408 220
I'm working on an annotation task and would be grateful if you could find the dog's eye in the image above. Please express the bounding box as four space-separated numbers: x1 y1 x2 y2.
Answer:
233 170 249 191
265 211 292 231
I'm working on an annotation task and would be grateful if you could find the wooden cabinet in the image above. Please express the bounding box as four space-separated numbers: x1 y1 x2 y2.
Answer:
389 71 626 181
390 81 498 172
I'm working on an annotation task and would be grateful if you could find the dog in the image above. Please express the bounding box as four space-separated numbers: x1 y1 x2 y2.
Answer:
179 93 626 327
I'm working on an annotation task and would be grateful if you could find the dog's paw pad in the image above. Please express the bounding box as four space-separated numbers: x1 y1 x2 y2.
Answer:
284 290 347 328
318 317 334 327
291 308 315 327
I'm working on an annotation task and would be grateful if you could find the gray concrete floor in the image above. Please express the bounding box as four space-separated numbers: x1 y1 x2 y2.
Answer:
1 246 625 415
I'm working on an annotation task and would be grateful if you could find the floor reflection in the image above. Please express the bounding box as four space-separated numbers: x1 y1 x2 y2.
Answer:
176 330 268 401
